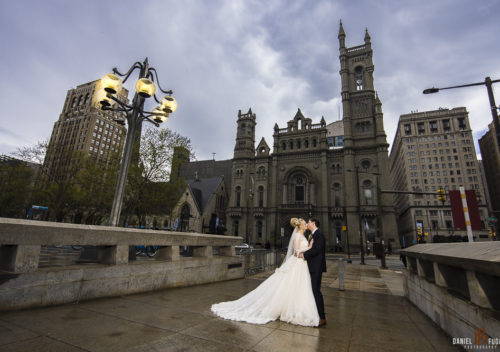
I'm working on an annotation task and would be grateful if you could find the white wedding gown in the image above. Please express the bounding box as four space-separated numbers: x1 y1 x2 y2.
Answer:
211 234 319 326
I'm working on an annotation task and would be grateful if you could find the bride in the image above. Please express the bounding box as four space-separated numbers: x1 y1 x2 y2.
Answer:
211 218 320 327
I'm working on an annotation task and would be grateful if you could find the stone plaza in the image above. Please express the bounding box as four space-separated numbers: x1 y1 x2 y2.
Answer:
0 257 461 352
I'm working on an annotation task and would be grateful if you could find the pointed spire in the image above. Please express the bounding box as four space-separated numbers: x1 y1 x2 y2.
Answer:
248 107 252 114
338 20 345 37
338 20 346 48
274 123 279 132
320 116 326 127
364 28 371 44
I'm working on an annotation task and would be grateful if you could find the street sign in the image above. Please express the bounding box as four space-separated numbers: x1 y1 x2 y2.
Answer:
486 217 497 222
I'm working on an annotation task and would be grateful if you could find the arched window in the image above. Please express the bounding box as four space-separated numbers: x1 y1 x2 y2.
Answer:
289 141 294 150
233 220 239 237
235 186 241 207
258 186 264 207
83 93 90 104
361 160 371 171
297 140 301 149
305 139 309 148
282 142 286 151
355 66 364 90
312 139 317 147
241 123 246 135
257 166 266 176
180 204 190 232
295 176 305 203
363 180 373 205
77 95 83 106
71 97 77 108
257 221 263 238
333 183 341 207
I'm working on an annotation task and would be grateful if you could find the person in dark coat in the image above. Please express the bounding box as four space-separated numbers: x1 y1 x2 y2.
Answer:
299 217 327 327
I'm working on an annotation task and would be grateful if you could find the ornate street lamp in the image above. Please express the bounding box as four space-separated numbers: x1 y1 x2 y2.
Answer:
423 77 500 154
97 58 178 226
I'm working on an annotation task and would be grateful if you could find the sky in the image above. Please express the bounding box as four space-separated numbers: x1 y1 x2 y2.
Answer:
1 0 499 162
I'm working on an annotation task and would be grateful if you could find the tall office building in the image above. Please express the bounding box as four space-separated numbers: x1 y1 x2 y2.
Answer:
389 107 490 244
43 80 128 181
479 122 500 225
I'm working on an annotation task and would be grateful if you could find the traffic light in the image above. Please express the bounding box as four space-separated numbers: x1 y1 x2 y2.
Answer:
437 188 446 203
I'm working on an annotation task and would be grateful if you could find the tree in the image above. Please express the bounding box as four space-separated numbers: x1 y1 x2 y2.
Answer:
0 160 33 217
122 127 193 226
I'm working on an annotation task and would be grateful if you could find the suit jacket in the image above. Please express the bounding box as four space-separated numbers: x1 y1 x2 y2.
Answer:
303 229 327 273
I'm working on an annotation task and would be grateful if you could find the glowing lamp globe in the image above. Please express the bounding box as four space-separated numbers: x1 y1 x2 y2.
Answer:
101 73 122 94
160 95 177 113
135 78 156 97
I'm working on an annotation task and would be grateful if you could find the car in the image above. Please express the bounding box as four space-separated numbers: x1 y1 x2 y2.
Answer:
235 243 253 254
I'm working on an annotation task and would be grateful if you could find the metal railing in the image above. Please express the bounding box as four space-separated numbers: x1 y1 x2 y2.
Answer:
239 249 286 276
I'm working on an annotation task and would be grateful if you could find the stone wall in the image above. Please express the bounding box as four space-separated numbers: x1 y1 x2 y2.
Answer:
401 243 500 351
0 218 244 311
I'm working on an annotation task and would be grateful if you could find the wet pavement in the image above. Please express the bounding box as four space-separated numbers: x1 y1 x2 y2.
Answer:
0 257 460 351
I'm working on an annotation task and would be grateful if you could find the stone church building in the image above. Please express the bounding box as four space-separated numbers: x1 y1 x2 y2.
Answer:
179 23 399 252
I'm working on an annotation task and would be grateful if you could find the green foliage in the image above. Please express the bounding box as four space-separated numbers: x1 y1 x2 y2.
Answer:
0 161 33 217
7 126 192 225
122 127 192 225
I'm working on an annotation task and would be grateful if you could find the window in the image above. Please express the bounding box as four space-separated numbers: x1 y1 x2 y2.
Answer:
458 117 466 130
361 160 371 171
418 122 425 134
442 119 450 131
235 186 241 207
430 121 438 133
257 186 264 207
355 66 364 90
404 124 411 135
233 220 239 237
257 221 263 238
333 183 341 207
295 177 305 203
241 123 246 135
363 180 373 205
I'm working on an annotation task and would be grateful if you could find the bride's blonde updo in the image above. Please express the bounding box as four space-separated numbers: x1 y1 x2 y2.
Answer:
290 217 303 228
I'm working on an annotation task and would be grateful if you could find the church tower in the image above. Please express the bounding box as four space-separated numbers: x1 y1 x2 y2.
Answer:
338 21 398 251
234 108 256 160
228 108 257 240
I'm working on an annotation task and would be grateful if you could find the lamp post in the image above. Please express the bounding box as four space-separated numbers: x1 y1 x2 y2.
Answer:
347 168 385 267
423 77 500 154
98 58 178 227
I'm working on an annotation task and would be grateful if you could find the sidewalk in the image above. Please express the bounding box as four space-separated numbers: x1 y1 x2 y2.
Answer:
0 260 460 352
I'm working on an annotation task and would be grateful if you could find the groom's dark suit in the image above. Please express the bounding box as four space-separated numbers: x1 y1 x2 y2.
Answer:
303 228 326 320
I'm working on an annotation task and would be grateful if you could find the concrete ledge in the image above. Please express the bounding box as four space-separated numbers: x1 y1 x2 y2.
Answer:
401 242 500 350
0 218 245 311
0 256 243 311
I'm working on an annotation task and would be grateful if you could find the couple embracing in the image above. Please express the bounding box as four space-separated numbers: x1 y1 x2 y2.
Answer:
211 217 327 327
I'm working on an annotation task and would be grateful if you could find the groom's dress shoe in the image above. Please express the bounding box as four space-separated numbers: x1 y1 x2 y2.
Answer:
318 319 327 327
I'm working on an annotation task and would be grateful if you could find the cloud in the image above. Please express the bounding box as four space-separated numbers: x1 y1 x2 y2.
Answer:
1 0 499 164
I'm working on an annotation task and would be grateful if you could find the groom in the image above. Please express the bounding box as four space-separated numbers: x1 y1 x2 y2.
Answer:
299 217 326 327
